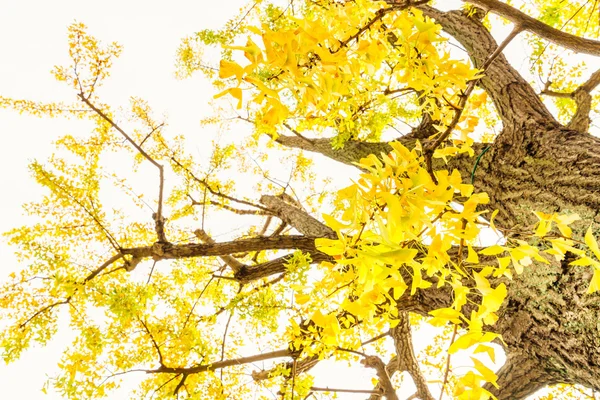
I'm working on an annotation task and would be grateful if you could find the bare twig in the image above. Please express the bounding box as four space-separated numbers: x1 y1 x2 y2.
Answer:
78 95 167 242
439 325 459 400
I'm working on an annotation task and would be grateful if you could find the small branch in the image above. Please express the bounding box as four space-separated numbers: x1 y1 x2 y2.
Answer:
169 155 271 213
540 89 572 98
172 374 188 396
541 68 600 132
439 325 458 400
337 7 393 50
37 168 120 250
188 194 274 216
219 310 235 380
139 318 165 367
235 250 333 282
362 330 391 346
210 274 286 319
139 122 165 148
83 253 124 283
78 95 167 242
19 299 71 329
252 355 320 381
337 1 430 50
283 122 315 146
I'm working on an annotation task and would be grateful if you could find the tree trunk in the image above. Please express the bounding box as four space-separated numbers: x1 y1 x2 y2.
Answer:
275 6 600 398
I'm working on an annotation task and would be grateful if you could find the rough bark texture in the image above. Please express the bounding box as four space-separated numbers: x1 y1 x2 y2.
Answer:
273 4 600 399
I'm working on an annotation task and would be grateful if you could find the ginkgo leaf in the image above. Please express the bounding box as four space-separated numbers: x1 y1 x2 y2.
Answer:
473 344 496 363
585 226 600 261
218 59 244 82
213 87 243 109
466 245 479 264
429 308 462 326
471 357 498 388
587 268 600 294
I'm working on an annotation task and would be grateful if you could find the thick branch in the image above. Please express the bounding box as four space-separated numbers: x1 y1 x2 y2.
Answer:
568 68 600 132
361 356 399 400
484 352 556 400
252 356 319 381
390 313 434 400
418 6 555 128
235 251 333 282
542 68 600 132
194 229 244 273
121 235 322 261
464 0 600 56
260 195 336 238
151 349 291 375
368 356 398 400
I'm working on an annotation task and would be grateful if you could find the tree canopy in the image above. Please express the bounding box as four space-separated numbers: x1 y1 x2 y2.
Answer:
2 0 600 399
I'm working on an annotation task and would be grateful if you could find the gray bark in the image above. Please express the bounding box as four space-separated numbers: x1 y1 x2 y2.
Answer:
273 6 600 400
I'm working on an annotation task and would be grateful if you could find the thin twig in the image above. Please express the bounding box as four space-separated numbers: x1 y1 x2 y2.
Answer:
439 324 459 400
78 95 167 242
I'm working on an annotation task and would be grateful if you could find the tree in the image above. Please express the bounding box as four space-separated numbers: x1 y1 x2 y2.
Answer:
2 0 600 399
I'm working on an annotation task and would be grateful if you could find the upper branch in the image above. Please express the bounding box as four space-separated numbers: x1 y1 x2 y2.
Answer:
464 0 600 56
78 95 168 242
417 6 555 128
542 68 600 133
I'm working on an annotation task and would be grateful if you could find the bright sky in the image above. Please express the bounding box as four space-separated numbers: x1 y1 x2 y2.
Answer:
0 1 519 399
0 1 250 398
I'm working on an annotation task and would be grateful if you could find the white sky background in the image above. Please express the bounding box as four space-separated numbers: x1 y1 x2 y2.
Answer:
0 0 570 399
0 1 252 398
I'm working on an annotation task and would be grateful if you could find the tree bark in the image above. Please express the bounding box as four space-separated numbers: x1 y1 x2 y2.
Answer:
273 5 600 399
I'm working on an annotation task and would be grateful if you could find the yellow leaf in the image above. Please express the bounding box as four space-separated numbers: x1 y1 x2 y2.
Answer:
213 87 243 109
585 226 600 260
587 268 600 294
315 238 345 256
218 59 244 82
489 209 499 232
295 293 311 305
570 256 594 266
471 357 498 388
473 344 496 363
479 245 505 256
428 308 462 326
466 245 479 264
